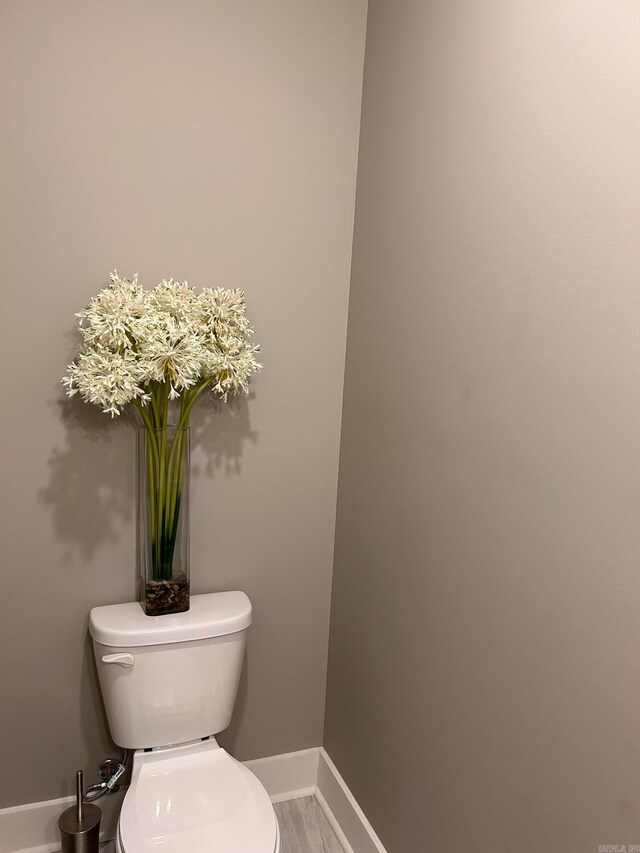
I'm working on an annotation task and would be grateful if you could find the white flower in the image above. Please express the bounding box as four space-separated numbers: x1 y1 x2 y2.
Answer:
200 336 262 399
145 279 200 326
137 315 203 398
196 288 262 398
77 272 146 353
62 346 149 417
63 273 262 417
198 288 253 340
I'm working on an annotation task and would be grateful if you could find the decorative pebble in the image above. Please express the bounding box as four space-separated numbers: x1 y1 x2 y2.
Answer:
144 575 189 616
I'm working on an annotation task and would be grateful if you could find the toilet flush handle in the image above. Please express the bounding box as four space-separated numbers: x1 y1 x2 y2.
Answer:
102 653 135 668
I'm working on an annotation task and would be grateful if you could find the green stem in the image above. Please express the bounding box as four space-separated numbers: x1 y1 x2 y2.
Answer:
134 399 160 575
162 379 209 535
157 382 171 578
139 379 205 584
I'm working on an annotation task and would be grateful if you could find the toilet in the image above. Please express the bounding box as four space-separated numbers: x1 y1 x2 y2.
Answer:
89 591 280 852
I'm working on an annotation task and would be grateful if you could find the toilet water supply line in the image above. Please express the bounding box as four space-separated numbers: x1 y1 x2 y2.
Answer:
82 751 130 802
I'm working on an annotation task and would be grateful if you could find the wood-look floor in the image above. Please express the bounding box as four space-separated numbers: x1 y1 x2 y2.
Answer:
275 795 345 853
75 795 345 853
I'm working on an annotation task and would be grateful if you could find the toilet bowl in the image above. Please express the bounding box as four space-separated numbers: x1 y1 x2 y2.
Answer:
90 592 279 853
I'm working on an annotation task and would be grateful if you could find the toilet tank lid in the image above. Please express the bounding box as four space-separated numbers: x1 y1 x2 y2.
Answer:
89 591 252 648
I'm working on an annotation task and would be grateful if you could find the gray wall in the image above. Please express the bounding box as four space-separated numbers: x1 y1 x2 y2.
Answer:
0 0 366 808
325 1 640 851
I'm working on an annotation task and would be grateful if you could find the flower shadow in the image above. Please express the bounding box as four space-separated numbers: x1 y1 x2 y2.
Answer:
39 396 136 565
190 392 259 478
40 390 258 566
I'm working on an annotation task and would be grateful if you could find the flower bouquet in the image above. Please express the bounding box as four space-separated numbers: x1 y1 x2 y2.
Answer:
63 273 262 615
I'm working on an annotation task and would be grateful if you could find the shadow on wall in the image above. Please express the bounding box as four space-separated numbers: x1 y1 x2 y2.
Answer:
39 391 259 565
39 397 134 565
190 392 259 479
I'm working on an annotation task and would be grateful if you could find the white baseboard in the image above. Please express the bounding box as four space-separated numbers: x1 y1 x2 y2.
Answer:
244 746 320 803
316 748 387 853
1 747 386 853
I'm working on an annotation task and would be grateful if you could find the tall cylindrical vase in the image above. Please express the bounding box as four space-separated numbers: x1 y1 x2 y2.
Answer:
138 426 190 616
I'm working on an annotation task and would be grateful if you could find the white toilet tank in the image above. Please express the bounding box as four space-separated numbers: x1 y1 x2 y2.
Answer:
89 591 252 749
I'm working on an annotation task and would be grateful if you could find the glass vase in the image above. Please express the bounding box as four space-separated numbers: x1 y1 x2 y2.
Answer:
138 426 190 616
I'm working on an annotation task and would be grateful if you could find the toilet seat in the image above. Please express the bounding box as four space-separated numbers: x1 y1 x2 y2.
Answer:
118 740 279 853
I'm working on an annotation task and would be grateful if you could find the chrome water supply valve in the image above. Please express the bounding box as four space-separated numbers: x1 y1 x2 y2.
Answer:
99 756 127 790
82 751 129 802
